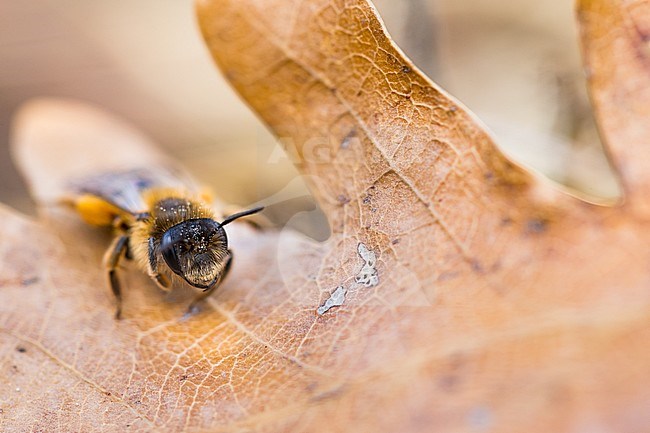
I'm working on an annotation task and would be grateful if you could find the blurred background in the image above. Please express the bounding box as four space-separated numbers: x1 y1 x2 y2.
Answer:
0 0 619 239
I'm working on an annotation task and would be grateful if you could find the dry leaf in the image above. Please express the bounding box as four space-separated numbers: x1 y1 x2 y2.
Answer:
578 0 650 214
1 0 649 432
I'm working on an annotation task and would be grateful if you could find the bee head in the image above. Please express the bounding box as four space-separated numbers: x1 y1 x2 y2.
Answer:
160 218 229 289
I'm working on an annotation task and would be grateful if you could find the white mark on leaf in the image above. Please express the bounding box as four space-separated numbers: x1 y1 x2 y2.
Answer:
355 243 378 287
316 243 379 315
317 286 347 315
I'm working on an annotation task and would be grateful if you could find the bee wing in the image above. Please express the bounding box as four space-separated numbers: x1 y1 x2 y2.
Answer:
69 167 197 215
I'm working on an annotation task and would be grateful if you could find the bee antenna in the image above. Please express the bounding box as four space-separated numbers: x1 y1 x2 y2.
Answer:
220 206 265 226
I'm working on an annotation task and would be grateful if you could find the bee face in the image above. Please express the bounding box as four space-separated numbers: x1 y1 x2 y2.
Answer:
160 218 229 288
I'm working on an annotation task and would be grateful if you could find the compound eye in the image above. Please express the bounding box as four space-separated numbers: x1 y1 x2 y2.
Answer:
161 230 183 276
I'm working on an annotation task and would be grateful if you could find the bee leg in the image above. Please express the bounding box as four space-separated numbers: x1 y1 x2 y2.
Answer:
104 235 129 320
152 273 171 292
187 251 233 313
147 237 171 292
110 216 132 261
124 242 134 261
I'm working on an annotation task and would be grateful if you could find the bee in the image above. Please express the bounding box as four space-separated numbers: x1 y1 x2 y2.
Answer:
66 167 263 319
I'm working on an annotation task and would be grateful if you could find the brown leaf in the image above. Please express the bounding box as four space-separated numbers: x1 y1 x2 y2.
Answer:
578 0 650 215
1 2 650 433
